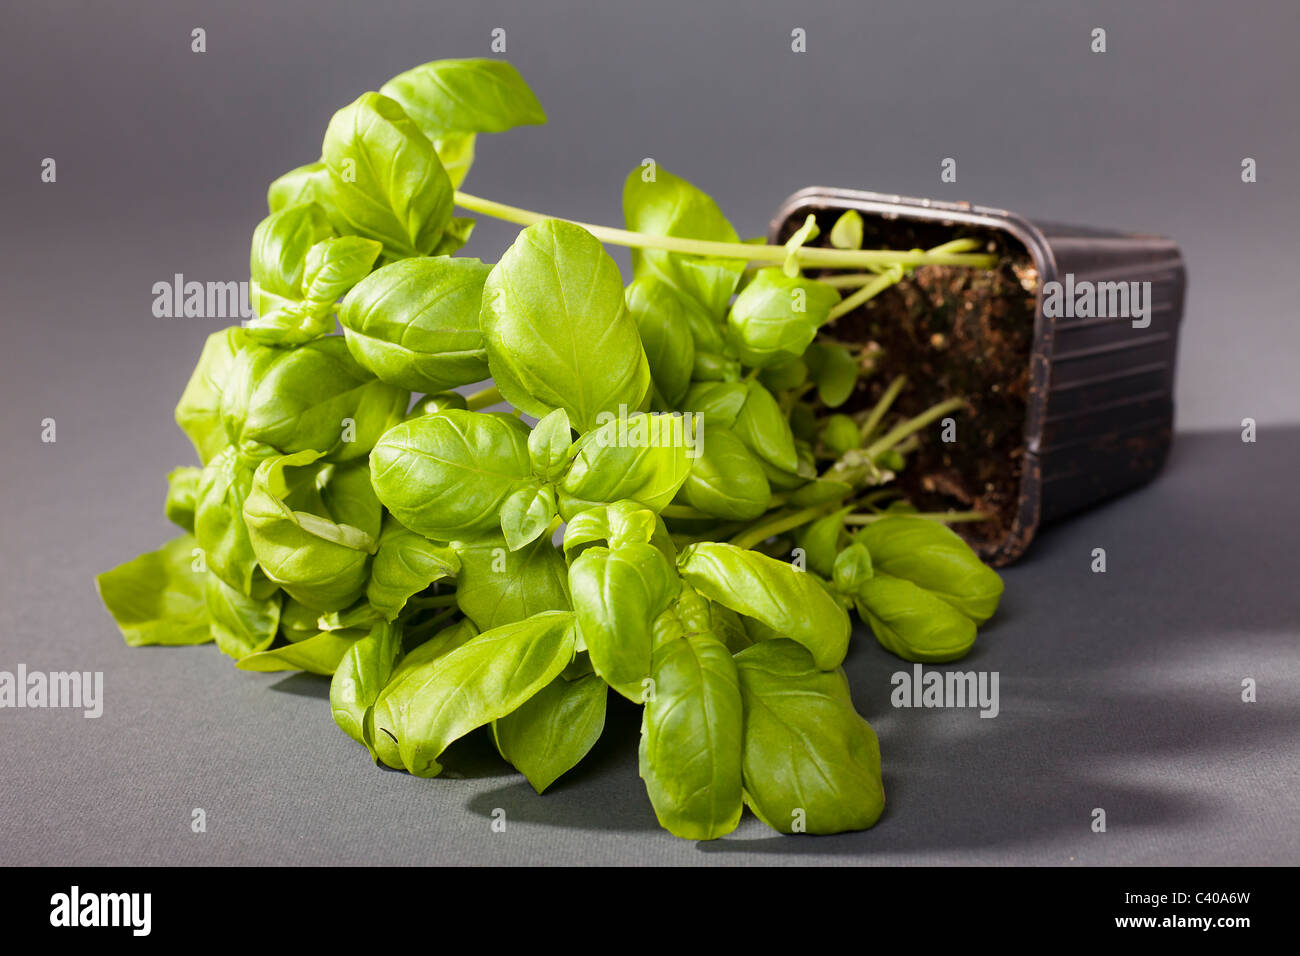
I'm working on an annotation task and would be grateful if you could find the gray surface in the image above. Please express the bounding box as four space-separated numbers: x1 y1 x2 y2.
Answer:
2 430 1297 865
1 1 1298 865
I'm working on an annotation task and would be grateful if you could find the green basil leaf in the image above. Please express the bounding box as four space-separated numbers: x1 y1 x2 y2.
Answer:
279 596 323 643
174 328 243 465
761 445 817 491
676 542 849 670
164 466 201 533
789 399 817 443
559 506 614 560
794 507 851 579
569 543 678 702
406 391 468 419
787 477 854 508
625 276 696 408
370 409 531 540
480 219 651 431
317 601 385 632
433 133 475 188
854 572 977 663
370 617 479 768
832 541 874 594
684 380 798 475
433 216 476 256
366 515 459 621
194 446 270 598
820 414 863 456
683 381 747 427
243 303 327 348
560 500 674 564
874 448 906 473
758 356 808 393
857 516 1004 624
829 209 863 250
249 202 334 305
452 532 570 629
690 350 741 383
622 166 745 318
301 235 383 314
493 672 606 793
379 58 547 139
221 337 408 463
561 650 596 681
740 615 787 646
267 161 345 231
734 381 799 474
710 603 754 654
242 451 380 612
96 535 210 647
500 482 558 551
660 585 714 639
607 500 676 558
374 610 576 777
205 573 280 660
322 92 454 259
527 408 573 481
638 631 744 840
339 257 493 392
726 269 838 368
330 619 404 757
388 617 479 684
781 214 820 277
655 582 717 650
676 425 770 520
319 457 383 540
246 206 339 347
236 628 366 675
735 640 885 834
557 413 695 518
804 342 860 408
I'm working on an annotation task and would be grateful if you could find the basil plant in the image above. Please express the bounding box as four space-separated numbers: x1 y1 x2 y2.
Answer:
99 57 1004 841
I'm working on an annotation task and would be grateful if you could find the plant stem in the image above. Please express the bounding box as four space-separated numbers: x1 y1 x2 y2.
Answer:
465 384 504 410
858 488 904 510
823 238 982 323
403 606 460 640
819 270 885 286
728 504 836 551
858 374 907 442
844 510 991 525
454 191 998 270
864 396 965 458
660 504 714 521
824 265 906 322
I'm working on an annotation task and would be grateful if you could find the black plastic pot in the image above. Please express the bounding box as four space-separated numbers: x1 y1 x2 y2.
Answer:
769 188 1187 565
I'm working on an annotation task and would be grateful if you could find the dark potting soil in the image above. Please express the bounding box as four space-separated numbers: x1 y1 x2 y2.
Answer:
796 215 1039 553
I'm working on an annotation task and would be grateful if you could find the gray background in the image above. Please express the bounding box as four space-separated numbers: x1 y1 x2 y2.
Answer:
1 1 1297 865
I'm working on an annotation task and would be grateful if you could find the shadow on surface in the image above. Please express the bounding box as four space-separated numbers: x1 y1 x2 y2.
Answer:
465 694 663 832
437 727 518 781
269 672 331 700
